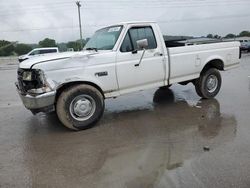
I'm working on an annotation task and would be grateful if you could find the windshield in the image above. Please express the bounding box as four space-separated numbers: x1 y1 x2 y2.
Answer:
85 25 123 50
29 50 39 56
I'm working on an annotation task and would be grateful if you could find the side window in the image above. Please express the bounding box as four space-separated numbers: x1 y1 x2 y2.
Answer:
29 51 35 56
120 26 157 52
42 50 49 54
129 28 144 49
120 33 133 52
40 50 47 54
145 27 157 49
40 49 56 54
30 50 39 56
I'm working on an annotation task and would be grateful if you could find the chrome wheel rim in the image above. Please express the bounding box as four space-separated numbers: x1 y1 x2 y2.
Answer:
69 95 96 121
206 75 218 93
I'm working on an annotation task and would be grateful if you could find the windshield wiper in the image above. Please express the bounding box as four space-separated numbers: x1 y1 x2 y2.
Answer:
86 47 98 52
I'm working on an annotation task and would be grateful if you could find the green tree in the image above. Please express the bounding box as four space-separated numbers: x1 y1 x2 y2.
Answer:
239 31 250 37
57 43 67 52
67 41 82 51
207 34 213 38
77 39 86 48
39 38 57 47
14 43 32 55
0 40 15 56
213 34 221 39
224 33 236 38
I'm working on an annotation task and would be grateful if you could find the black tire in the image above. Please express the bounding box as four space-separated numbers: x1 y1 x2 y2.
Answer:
195 68 222 99
56 84 104 131
160 84 172 90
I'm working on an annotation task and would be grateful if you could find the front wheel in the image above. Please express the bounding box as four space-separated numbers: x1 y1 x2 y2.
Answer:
56 84 104 131
195 68 222 99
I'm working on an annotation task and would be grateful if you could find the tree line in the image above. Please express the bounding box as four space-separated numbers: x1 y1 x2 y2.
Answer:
207 30 250 39
0 38 87 57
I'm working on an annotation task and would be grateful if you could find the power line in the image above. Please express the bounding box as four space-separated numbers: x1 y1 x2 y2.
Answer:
158 13 250 23
0 26 79 33
0 0 249 13
0 2 249 16
0 13 250 33
0 0 249 16
0 0 249 35
0 5 75 16
0 1 73 7
83 1 250 9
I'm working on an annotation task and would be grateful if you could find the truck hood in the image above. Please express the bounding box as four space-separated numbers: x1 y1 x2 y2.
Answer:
19 50 102 70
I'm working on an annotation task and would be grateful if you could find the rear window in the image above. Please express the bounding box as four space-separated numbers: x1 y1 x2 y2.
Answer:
40 49 57 54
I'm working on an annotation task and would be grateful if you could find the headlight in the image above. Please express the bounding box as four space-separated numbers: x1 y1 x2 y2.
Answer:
22 71 32 81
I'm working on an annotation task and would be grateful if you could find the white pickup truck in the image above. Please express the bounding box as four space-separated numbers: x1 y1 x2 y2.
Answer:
18 47 59 62
16 21 240 131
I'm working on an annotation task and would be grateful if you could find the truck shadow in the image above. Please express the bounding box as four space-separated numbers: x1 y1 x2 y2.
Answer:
23 88 237 187
100 88 234 140
31 87 236 140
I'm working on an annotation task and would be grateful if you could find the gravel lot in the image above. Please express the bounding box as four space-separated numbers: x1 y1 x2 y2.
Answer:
0 54 250 188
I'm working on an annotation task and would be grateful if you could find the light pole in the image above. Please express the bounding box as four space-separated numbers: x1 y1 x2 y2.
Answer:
76 1 83 50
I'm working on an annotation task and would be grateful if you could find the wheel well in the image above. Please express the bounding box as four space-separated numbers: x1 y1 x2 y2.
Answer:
55 81 104 102
201 59 224 74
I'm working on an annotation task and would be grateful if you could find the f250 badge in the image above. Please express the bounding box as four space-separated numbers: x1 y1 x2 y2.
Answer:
95 71 108 77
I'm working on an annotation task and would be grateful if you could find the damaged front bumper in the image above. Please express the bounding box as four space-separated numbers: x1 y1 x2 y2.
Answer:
16 82 56 113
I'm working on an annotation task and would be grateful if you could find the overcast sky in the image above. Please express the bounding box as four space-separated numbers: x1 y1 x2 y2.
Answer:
0 0 249 43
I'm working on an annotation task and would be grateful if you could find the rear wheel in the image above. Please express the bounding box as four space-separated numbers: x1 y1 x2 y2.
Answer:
195 68 222 99
56 84 104 131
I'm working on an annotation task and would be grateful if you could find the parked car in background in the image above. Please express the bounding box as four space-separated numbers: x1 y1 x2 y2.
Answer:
239 39 250 52
18 47 59 62
223 37 250 53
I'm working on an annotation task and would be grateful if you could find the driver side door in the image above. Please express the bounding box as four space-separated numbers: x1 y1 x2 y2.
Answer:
116 26 165 94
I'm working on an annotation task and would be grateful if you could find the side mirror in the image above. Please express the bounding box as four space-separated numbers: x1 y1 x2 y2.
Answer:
136 39 148 50
134 39 149 67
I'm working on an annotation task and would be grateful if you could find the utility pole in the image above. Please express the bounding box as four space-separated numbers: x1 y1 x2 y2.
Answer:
76 1 83 50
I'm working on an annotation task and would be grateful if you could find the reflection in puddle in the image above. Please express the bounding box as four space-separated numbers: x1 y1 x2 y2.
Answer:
91 88 237 188
23 88 237 188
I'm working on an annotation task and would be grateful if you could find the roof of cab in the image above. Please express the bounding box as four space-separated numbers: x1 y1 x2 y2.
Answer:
32 47 59 50
109 21 156 27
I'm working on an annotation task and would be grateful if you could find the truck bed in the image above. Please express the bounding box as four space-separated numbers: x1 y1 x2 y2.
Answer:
164 38 223 48
167 41 240 84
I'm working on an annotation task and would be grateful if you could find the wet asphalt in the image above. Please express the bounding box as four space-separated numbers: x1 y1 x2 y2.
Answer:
0 55 250 188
